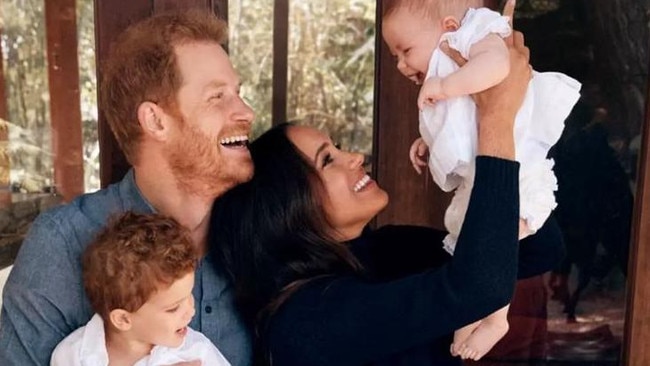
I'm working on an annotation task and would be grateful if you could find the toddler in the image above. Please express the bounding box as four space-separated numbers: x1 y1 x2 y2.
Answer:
51 212 231 366
382 0 580 361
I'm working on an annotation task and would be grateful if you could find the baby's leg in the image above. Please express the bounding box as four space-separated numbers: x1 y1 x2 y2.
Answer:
456 305 510 361
450 320 481 356
519 218 533 240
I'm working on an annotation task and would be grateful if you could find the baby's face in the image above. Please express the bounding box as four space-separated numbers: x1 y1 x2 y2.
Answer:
382 7 443 84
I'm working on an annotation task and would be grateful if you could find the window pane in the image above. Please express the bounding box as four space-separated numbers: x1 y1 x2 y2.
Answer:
77 0 99 193
229 0 376 156
476 1 646 364
228 0 274 139
287 0 376 156
2 0 53 195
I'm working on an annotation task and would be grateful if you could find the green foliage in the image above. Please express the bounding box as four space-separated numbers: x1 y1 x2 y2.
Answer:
1 0 52 191
229 0 376 155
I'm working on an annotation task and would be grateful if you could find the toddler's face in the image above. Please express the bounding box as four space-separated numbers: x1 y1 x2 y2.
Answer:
129 272 197 349
382 7 443 84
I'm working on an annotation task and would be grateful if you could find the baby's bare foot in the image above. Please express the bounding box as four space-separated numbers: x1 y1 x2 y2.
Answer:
457 319 509 360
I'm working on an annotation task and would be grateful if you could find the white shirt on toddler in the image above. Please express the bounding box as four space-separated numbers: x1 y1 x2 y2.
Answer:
50 314 232 366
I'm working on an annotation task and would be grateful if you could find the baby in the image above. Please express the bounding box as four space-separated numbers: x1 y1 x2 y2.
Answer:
382 0 580 361
50 212 230 366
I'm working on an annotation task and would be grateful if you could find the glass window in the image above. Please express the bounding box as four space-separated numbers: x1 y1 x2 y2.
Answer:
476 1 647 364
228 0 376 157
287 0 376 155
0 0 96 273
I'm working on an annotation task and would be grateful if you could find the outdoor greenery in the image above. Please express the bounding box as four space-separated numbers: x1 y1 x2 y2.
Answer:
229 0 376 154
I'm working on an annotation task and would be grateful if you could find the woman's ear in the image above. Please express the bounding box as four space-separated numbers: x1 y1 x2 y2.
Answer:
137 101 169 142
442 16 460 32
108 309 133 332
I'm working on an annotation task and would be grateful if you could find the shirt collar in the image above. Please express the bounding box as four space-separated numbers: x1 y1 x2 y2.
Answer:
118 169 156 214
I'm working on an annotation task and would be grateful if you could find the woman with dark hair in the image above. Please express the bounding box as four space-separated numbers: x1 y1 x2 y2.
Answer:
209 32 563 366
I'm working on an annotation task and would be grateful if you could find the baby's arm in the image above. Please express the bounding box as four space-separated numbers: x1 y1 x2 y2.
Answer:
441 34 510 98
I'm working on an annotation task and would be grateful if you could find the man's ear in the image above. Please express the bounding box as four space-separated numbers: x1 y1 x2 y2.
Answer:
109 309 133 332
442 16 460 32
137 101 169 142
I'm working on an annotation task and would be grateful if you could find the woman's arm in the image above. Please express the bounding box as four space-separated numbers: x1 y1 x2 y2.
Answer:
358 216 563 281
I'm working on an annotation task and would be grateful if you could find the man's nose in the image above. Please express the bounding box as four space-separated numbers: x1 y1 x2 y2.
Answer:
234 96 255 124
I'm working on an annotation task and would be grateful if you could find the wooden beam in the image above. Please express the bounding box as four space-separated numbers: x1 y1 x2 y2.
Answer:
95 0 151 186
272 0 288 125
623 66 650 366
212 0 228 21
45 0 84 201
373 0 449 229
153 0 210 13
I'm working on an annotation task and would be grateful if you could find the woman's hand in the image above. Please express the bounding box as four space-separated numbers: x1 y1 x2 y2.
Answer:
440 0 530 159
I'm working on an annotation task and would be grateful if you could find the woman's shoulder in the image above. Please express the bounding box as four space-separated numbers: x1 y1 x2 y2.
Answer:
371 224 447 244
355 225 450 279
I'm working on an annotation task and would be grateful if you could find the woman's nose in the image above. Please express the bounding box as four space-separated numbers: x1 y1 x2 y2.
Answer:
348 152 364 168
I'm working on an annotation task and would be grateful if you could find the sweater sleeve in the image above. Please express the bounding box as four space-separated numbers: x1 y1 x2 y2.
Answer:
266 156 520 366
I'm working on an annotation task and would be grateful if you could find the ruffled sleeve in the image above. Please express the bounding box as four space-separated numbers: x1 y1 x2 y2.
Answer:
442 7 511 59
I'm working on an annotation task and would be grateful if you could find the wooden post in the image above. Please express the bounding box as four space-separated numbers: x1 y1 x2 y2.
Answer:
272 0 289 125
623 71 650 366
45 0 85 201
95 0 228 186
373 0 449 228
0 24 11 207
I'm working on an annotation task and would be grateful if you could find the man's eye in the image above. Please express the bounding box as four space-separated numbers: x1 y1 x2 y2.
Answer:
210 92 224 101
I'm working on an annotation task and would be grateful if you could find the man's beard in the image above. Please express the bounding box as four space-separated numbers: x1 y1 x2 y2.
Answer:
165 124 253 199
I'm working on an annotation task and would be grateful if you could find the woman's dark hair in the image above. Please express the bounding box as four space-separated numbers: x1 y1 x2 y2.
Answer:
209 123 362 326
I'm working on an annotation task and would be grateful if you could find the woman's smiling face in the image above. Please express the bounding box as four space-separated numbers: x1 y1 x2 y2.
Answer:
286 125 389 240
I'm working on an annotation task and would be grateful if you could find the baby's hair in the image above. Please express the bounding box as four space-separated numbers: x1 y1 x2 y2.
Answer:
82 211 197 320
382 0 484 21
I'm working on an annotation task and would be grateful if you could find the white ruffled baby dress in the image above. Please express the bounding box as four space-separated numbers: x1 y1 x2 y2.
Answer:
418 7 581 254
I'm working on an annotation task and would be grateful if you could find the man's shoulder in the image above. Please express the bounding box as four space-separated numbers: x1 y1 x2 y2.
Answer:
32 179 131 237
17 184 126 266
28 190 108 240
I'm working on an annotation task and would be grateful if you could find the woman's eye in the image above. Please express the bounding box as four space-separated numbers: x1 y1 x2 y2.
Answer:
210 92 224 101
322 153 334 168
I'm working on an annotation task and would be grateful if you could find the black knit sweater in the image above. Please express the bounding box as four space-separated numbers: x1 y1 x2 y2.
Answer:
263 157 564 366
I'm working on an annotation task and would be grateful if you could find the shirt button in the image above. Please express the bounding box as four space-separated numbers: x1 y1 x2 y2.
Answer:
205 306 213 314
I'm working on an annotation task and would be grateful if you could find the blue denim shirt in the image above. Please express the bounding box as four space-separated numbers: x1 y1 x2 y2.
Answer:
0 170 252 366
